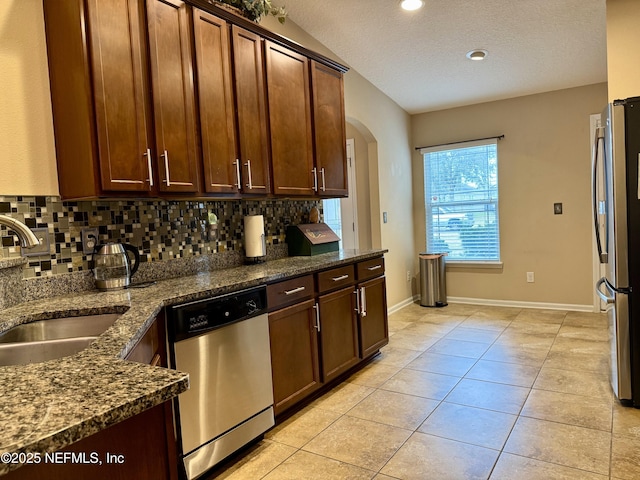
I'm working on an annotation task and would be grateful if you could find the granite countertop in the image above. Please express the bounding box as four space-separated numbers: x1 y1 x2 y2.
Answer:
0 249 386 475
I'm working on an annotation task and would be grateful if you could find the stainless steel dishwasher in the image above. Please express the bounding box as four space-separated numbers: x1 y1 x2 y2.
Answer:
166 286 274 480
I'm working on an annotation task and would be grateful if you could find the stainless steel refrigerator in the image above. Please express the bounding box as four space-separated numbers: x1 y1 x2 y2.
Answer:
593 97 640 406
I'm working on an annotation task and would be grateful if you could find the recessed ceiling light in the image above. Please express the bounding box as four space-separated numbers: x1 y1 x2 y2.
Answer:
401 0 424 11
466 49 488 61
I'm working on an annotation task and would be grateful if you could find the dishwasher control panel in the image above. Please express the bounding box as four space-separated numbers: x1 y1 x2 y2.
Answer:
168 286 267 341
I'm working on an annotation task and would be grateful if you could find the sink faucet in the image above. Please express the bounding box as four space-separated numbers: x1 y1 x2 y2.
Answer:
0 214 40 248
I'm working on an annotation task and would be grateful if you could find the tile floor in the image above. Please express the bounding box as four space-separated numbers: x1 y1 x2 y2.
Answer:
211 302 640 479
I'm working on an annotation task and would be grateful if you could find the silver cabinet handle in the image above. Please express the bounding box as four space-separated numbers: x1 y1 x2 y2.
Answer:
360 286 367 317
367 265 382 271
332 274 349 282
320 167 326 192
313 303 320 332
244 159 253 189
144 148 154 186
284 286 305 295
354 289 360 313
161 150 171 186
312 167 318 192
234 159 241 189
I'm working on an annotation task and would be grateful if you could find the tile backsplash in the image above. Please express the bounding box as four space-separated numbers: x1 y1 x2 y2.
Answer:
0 196 321 279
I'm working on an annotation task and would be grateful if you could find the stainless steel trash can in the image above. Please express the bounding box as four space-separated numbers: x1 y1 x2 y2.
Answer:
419 253 447 307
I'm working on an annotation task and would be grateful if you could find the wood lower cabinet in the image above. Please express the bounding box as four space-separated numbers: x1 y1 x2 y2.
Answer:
4 315 179 480
357 275 389 359
146 0 200 194
43 0 154 198
317 286 359 382
311 61 348 197
269 299 321 416
265 41 315 196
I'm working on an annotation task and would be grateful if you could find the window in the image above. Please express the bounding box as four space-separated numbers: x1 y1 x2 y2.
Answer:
322 198 343 249
422 139 500 262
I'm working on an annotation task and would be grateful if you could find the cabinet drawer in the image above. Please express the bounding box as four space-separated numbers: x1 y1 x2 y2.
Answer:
317 264 355 294
268 274 315 310
356 257 385 282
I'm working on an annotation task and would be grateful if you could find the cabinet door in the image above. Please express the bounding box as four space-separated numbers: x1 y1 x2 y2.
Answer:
265 41 315 196
358 276 389 359
269 300 320 415
232 26 271 194
311 61 348 197
193 9 239 194
146 0 200 193
87 0 154 193
318 287 359 382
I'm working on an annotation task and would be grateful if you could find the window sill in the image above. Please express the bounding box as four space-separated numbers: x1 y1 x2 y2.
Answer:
445 261 503 271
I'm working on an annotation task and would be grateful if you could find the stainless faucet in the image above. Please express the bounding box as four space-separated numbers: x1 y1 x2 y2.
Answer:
0 214 40 248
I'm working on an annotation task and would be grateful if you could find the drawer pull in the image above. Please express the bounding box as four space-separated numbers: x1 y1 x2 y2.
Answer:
332 274 350 282
284 286 306 295
367 265 382 271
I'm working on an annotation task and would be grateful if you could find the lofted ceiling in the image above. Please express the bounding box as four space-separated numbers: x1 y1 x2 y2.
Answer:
274 0 607 114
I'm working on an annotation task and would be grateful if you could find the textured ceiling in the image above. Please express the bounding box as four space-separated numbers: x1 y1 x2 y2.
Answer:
274 0 607 114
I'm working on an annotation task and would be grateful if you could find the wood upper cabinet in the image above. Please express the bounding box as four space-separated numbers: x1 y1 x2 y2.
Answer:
192 9 239 194
43 0 154 199
146 0 200 193
232 26 271 195
265 41 315 196
311 61 348 197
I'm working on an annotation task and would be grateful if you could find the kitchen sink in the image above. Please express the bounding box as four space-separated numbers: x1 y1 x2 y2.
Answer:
0 313 121 366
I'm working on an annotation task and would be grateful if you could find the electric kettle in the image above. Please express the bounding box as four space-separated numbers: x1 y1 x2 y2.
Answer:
93 242 140 290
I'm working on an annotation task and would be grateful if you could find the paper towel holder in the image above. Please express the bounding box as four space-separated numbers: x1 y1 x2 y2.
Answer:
244 215 267 264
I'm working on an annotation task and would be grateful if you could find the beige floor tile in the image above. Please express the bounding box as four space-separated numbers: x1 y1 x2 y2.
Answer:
346 362 402 388
444 326 502 344
266 405 341 448
347 389 439 430
302 416 412 471
386 330 440 351
435 303 482 316
406 351 477 377
459 317 512 331
557 325 609 341
465 359 540 387
470 305 523 320
611 433 640 479
551 337 609 355
387 318 414 334
381 432 499 480
310 382 375 414
372 475 397 480
613 401 640 439
513 308 567 324
543 350 609 374
212 439 297 479
494 329 557 348
418 401 517 449
533 366 612 400
445 378 530 414
482 342 550 367
563 311 608 328
504 416 611 475
505 321 562 335
521 389 612 431
380 368 460 400
262 450 375 480
373 345 422 367
401 321 457 338
490 452 609 480
427 337 491 358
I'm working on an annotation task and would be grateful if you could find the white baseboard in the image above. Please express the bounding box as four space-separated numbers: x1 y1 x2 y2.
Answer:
446 296 595 313
388 296 419 315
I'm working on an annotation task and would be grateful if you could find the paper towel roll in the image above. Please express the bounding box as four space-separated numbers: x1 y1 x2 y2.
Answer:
244 215 266 258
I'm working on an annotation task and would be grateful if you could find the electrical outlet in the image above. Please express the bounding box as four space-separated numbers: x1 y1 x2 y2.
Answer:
406 270 411 282
554 203 563 214
81 227 99 255
526 272 535 283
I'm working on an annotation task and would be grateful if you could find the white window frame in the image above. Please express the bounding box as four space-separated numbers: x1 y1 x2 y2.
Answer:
421 138 502 267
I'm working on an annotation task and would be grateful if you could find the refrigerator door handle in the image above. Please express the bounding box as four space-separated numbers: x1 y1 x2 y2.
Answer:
596 277 615 304
592 125 608 263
